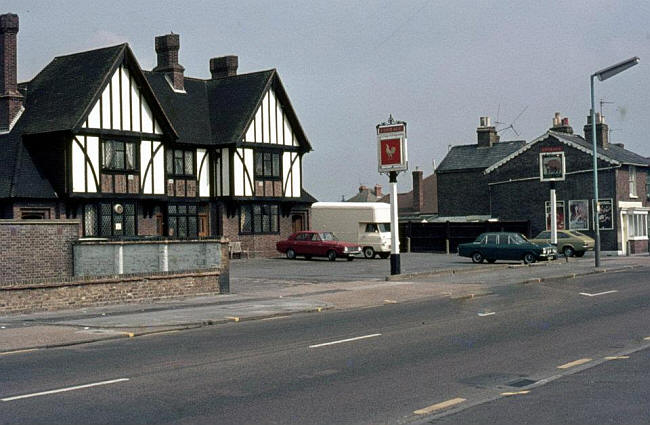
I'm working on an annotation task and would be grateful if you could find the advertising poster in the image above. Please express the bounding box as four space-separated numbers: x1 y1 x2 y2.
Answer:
568 200 589 230
545 200 565 230
593 199 614 230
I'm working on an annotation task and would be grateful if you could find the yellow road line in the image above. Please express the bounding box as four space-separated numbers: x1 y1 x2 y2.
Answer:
644 336 650 341
605 356 629 360
557 358 592 369
414 397 466 415
226 316 240 322
501 390 530 396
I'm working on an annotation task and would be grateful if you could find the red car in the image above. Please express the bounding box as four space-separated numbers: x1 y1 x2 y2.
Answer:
276 231 362 261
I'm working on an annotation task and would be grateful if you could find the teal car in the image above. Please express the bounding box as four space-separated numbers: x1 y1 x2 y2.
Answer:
458 232 557 264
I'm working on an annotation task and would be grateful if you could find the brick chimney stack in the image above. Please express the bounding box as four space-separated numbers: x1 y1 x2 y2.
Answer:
374 184 382 198
0 13 24 131
153 33 185 91
477 116 499 147
412 169 423 212
210 55 238 79
584 112 609 150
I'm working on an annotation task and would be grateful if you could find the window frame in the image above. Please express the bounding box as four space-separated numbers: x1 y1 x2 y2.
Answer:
102 139 138 172
239 203 280 235
167 203 199 239
629 165 637 198
254 151 281 180
82 201 136 238
166 148 196 177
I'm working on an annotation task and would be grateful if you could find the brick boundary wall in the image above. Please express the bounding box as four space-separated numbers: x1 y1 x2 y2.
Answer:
0 219 80 284
0 270 224 315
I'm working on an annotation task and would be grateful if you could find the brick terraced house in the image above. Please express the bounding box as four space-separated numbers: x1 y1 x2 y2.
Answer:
0 14 315 257
437 113 649 254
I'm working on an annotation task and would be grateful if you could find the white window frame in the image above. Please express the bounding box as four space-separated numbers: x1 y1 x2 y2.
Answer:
627 211 648 239
629 165 637 198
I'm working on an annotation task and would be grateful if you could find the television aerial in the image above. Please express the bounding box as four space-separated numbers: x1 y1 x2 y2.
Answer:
495 105 528 138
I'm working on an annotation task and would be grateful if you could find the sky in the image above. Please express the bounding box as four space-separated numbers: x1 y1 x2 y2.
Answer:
5 0 650 201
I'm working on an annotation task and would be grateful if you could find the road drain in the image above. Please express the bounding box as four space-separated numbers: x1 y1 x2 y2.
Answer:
507 378 537 388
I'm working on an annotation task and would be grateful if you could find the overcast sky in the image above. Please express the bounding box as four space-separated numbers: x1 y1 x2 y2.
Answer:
6 0 650 200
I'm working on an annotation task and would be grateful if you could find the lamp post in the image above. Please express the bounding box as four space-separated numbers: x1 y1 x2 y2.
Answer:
590 56 639 267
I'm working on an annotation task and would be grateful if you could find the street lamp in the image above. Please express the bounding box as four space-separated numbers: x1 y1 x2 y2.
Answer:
590 56 639 267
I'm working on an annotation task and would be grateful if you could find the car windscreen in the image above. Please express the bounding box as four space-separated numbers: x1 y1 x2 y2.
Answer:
378 223 391 232
320 232 338 241
511 234 527 244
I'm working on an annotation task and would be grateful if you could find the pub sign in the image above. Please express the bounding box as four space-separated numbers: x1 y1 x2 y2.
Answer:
377 121 408 174
539 147 565 182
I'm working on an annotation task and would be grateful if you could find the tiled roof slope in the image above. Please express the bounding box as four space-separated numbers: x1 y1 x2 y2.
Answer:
437 140 526 172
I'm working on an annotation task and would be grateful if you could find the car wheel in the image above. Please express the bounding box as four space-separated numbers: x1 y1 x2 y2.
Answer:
327 250 337 261
471 252 484 263
363 247 375 259
487 259 496 264
286 249 296 260
574 251 585 257
379 252 390 259
523 253 536 264
563 246 575 257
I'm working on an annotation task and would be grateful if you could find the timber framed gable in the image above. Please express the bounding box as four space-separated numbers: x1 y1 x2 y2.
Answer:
67 45 177 198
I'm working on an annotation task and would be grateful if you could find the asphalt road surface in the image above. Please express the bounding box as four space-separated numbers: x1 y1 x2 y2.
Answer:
1 267 648 424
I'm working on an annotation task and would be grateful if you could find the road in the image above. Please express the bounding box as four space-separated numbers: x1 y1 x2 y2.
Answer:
1 266 648 424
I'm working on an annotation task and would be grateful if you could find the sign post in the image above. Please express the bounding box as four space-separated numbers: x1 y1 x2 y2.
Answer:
540 148 566 245
377 115 408 275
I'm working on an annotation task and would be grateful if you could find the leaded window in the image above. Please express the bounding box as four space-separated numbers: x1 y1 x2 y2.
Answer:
166 148 195 177
255 151 281 179
82 202 135 238
103 140 137 171
240 204 279 234
168 204 198 239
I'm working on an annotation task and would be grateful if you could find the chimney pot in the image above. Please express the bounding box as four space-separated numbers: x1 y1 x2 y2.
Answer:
210 55 238 79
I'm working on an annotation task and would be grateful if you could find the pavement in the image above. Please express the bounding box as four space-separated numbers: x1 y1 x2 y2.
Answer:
0 253 647 354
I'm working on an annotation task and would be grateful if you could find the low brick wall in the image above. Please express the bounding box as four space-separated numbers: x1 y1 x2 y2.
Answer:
0 220 80 284
0 270 224 315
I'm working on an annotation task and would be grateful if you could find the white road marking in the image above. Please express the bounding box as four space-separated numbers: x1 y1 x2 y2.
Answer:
2 378 130 402
478 312 495 317
579 290 618 297
309 333 381 348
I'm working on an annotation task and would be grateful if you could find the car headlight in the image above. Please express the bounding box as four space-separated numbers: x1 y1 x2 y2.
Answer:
343 247 349 253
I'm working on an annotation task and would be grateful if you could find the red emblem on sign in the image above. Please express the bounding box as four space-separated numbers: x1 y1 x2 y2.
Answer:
380 138 401 165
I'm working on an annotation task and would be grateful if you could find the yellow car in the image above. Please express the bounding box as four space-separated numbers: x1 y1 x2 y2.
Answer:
530 230 595 257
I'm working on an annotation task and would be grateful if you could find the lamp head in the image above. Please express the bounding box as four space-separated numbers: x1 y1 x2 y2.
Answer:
594 56 640 81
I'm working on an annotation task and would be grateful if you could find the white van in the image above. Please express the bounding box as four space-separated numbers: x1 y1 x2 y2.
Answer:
310 202 392 258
